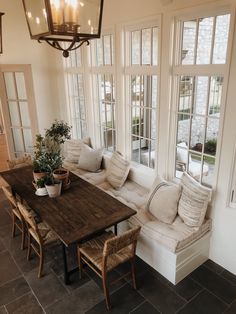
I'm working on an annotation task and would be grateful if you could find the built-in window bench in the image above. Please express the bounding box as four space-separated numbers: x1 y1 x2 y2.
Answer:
63 157 212 285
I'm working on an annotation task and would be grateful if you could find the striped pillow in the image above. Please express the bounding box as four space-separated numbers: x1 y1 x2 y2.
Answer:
178 172 212 227
106 152 130 189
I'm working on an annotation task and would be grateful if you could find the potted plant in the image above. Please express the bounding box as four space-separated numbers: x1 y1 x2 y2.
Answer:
32 120 71 183
44 175 62 198
35 178 48 196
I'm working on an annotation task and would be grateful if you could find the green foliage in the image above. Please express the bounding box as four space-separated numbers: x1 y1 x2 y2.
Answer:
33 120 71 173
36 178 45 188
204 139 217 155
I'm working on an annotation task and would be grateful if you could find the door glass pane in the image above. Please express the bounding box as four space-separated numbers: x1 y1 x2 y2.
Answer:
182 20 197 65
196 17 214 64
15 72 27 99
4 72 16 99
104 35 112 65
202 155 215 186
19 102 30 127
205 118 219 156
9 101 20 126
209 76 223 115
12 128 24 152
213 14 230 64
23 129 33 153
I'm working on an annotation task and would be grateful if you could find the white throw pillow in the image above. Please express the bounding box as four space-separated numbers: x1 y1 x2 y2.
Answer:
146 175 181 224
178 172 212 227
78 145 103 172
106 152 130 189
64 137 90 163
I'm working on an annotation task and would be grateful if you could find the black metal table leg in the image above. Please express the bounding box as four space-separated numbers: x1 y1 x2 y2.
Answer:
61 242 70 285
114 224 117 235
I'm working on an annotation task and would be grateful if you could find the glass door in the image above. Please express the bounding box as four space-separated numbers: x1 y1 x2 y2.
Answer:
0 65 38 158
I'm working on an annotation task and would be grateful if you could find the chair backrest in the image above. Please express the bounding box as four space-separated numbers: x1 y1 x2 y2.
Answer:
17 202 37 230
2 186 17 208
103 226 141 257
7 155 32 169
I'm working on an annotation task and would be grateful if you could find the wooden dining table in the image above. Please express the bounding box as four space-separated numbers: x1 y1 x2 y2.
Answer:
0 166 136 284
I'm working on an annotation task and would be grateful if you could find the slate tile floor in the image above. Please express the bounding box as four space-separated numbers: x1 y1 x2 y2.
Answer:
1 192 236 314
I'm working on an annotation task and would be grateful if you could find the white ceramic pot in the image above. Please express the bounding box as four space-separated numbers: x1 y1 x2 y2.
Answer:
35 187 48 196
45 181 62 198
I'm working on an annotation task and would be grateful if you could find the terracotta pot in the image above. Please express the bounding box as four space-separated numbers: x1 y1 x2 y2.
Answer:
33 171 48 183
45 181 62 198
53 168 69 189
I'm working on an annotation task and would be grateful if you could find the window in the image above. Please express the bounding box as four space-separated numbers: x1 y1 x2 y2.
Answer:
64 49 87 139
90 34 116 151
125 23 159 168
173 12 231 186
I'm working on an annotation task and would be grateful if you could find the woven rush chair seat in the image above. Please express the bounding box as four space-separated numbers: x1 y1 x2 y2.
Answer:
17 202 59 278
2 186 26 250
77 226 141 310
28 221 58 245
79 231 135 272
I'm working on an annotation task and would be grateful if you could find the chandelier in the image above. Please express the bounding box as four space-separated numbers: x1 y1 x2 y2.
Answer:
22 0 104 57
0 13 4 54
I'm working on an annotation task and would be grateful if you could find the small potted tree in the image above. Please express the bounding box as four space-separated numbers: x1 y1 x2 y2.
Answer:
32 120 71 188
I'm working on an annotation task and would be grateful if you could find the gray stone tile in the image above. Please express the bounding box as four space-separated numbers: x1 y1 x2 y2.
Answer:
224 300 236 313
203 259 225 274
138 270 186 314
59 269 91 292
169 277 203 301
45 280 104 314
86 283 144 314
191 266 236 304
3 236 39 274
6 292 44 314
0 239 5 253
0 251 21 286
130 301 161 313
0 277 30 307
177 289 227 314
25 266 68 308
0 206 11 228
221 269 236 286
0 306 7 314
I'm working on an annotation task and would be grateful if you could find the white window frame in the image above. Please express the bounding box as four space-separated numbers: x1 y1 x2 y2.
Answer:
168 5 235 188
123 17 161 170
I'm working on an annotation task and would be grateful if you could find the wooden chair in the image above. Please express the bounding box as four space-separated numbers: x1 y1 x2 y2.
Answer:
2 186 26 250
77 226 141 310
7 155 32 170
17 202 59 278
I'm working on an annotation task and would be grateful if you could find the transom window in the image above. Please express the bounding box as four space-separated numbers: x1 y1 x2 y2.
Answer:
174 12 231 186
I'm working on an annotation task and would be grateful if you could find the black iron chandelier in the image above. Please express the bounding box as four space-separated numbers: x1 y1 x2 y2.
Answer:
0 12 4 54
22 0 104 57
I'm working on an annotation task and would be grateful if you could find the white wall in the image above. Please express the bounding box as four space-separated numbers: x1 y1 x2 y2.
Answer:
0 0 66 133
1 0 236 276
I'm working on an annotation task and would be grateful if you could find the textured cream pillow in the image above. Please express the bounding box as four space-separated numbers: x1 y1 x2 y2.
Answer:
146 175 181 224
106 152 130 189
78 145 103 172
64 137 90 163
178 172 212 227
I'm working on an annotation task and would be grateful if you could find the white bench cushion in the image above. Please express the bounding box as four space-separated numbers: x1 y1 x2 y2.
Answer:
129 210 211 253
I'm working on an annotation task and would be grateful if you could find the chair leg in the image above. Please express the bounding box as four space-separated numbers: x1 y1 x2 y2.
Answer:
12 213 16 238
21 221 26 250
131 257 137 290
77 249 82 279
27 233 32 261
38 244 44 278
102 270 111 310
